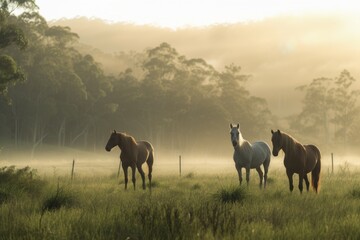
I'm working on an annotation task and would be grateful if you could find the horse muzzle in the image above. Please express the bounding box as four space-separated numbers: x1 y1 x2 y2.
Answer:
232 141 237 147
105 146 111 152
272 150 278 157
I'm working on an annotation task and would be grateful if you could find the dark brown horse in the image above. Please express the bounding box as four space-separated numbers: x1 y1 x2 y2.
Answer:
271 130 321 193
105 130 154 190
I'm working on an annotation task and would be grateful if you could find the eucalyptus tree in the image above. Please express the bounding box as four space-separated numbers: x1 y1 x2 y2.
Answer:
330 70 360 146
2 9 90 150
140 42 224 150
121 42 274 152
0 0 36 100
72 54 113 148
290 77 333 143
140 42 186 145
291 70 360 149
34 19 84 148
217 64 272 140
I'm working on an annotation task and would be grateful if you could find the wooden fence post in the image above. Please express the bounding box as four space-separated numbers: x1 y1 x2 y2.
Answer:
71 159 75 180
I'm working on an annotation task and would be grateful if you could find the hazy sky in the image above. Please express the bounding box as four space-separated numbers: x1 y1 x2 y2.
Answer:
36 0 359 29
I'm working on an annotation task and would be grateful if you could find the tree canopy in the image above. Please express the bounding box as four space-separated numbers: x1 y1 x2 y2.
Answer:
0 10 274 156
0 0 38 100
6 3 360 156
290 70 360 151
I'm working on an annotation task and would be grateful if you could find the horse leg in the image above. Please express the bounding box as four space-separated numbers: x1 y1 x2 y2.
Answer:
137 164 146 190
286 169 294 192
299 173 304 193
298 173 304 193
304 174 310 192
263 156 270 189
122 165 129 190
131 165 136 190
147 152 154 189
245 167 250 187
236 164 242 185
255 167 264 189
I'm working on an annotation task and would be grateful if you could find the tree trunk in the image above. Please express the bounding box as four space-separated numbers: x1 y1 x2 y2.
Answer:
58 119 66 147
11 104 19 147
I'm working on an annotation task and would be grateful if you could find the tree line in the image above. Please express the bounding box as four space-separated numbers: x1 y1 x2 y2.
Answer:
289 70 360 152
0 0 272 156
1 0 359 156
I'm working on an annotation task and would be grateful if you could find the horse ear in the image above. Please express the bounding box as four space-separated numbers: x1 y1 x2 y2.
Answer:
236 124 239 129
113 130 116 134
277 129 281 134
230 124 233 129
271 129 274 134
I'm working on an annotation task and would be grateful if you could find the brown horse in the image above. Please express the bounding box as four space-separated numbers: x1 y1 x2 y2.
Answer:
105 130 154 190
271 130 321 193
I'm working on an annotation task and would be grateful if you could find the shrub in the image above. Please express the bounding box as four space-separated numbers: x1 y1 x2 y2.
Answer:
148 180 159 188
185 172 194 178
191 183 201 190
42 186 79 212
350 186 360 199
266 177 275 184
0 189 10 204
0 166 46 197
213 185 248 204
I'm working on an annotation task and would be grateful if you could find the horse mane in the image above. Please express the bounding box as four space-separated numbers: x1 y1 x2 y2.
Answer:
281 131 304 153
118 132 137 152
236 132 252 153
239 132 246 145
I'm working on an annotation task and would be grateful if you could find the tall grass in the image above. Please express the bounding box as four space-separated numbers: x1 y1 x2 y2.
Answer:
213 185 248 203
0 167 360 239
0 166 46 197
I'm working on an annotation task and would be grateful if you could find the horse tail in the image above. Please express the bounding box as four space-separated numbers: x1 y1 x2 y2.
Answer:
311 146 321 193
147 149 154 173
146 143 154 187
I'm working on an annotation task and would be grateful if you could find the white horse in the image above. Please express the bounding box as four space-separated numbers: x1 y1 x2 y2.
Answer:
230 123 271 188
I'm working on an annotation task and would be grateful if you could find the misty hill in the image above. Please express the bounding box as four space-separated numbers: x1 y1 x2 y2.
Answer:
54 15 360 117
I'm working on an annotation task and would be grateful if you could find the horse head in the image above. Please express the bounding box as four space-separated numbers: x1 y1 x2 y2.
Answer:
271 129 282 156
230 123 240 147
105 130 120 152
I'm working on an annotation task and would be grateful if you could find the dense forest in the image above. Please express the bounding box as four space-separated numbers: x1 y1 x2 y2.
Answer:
56 16 360 118
1 0 360 157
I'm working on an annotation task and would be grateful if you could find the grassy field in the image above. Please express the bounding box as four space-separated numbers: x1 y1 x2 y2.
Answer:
1 160 360 240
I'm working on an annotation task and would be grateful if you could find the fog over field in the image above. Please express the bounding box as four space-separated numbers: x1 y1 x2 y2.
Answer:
1 146 359 178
